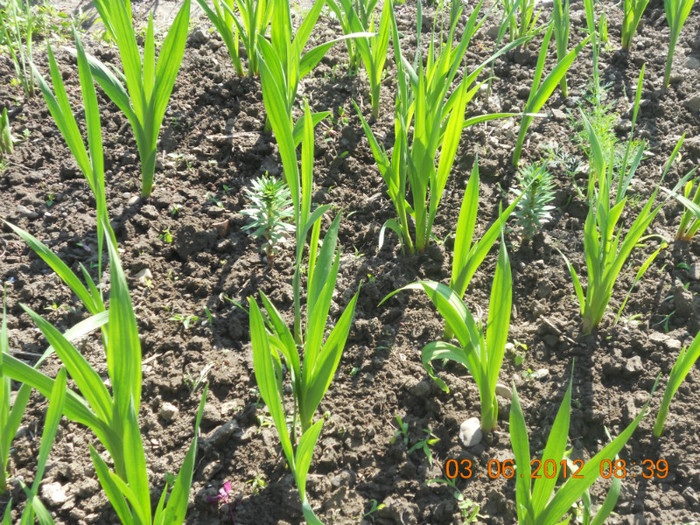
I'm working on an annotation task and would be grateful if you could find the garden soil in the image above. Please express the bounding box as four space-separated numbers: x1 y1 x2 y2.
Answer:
1 0 700 523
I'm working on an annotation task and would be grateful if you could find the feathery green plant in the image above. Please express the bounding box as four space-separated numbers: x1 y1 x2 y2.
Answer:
383 236 512 433
0 0 35 97
196 0 272 76
663 0 696 87
512 25 589 165
511 162 555 240
510 373 655 524
0 108 12 155
326 0 392 118
241 173 294 266
654 330 700 436
86 0 191 197
621 0 649 50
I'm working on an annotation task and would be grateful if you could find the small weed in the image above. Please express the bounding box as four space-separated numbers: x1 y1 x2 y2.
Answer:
391 415 409 446
169 313 199 330
408 428 440 466
159 228 173 244
246 473 268 495
183 362 213 394
356 499 386 522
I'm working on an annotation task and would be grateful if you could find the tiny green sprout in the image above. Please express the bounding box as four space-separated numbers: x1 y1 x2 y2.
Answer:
357 499 386 522
511 162 556 240
159 228 173 244
241 174 294 268
183 362 213 394
456 494 485 523
164 472 177 485
45 193 55 206
256 414 274 430
169 313 199 330
408 428 440 466
350 366 359 376
204 306 213 326
246 473 268 496
507 340 528 367
206 193 223 208
170 204 182 217
392 415 409 446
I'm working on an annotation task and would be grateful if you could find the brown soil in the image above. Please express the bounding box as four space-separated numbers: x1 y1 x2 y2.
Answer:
1 0 700 524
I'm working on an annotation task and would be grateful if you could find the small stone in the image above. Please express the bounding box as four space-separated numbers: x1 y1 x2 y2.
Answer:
648 332 682 352
41 482 68 506
207 206 225 218
685 94 700 113
624 356 643 375
202 404 222 425
674 284 695 318
127 195 140 206
486 25 500 39
201 460 223 480
16 205 38 219
459 417 483 448
202 420 242 450
685 136 700 157
532 368 549 380
159 402 179 422
495 383 512 400
669 72 685 84
135 268 152 284
213 219 229 236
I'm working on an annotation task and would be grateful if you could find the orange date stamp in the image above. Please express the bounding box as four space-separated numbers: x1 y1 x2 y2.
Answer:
445 458 669 480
